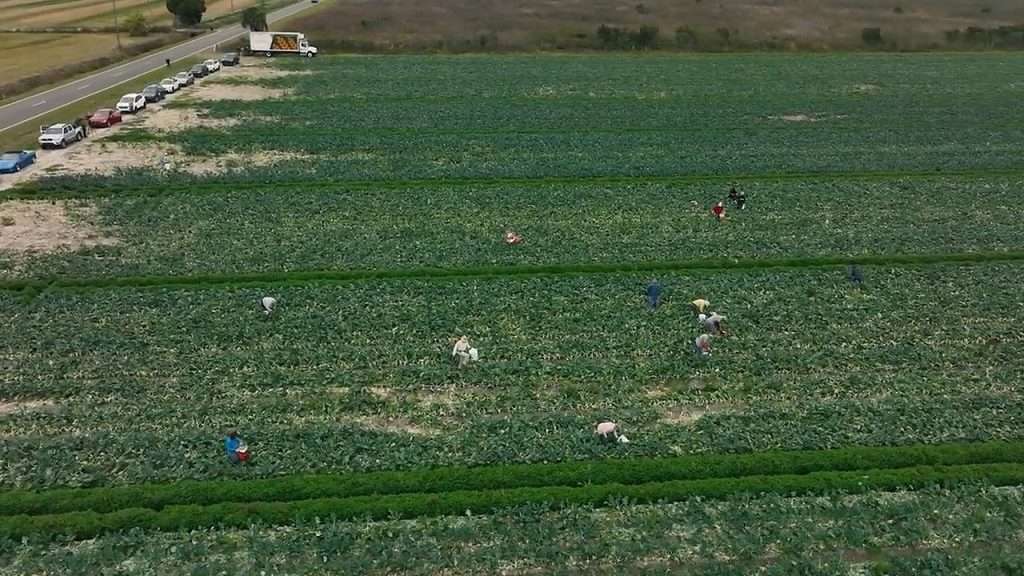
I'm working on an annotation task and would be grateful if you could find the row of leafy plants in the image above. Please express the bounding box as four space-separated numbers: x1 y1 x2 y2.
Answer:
11 166 1024 199
2 463 1024 540
2 264 1022 488
76 53 1024 179
3 176 1023 282
4 250 1023 294
3 441 1021 517
2 484 1022 574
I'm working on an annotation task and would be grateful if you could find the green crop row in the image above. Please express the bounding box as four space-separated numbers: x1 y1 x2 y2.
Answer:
2 463 1024 540
124 54 1024 179
3 250 1023 294
4 484 1023 575
3 441 1021 517
2 264 1022 489
14 167 1024 199
4 176 1024 281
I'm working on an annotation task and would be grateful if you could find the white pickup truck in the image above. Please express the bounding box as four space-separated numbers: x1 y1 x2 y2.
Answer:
38 123 84 149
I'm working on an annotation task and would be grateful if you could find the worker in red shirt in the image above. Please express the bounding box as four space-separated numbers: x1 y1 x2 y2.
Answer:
712 201 725 222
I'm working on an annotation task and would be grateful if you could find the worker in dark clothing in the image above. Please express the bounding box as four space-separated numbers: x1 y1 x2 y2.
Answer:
847 264 864 287
646 280 662 310
729 187 747 210
165 58 171 68
73 117 88 138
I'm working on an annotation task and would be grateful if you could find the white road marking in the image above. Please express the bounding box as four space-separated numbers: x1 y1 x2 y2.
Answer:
31 100 47 107
78 84 91 91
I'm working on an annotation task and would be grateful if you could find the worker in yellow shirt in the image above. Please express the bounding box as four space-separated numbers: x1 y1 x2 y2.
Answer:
691 298 710 314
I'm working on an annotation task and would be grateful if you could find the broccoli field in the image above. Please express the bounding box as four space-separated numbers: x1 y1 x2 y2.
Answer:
2 53 1024 574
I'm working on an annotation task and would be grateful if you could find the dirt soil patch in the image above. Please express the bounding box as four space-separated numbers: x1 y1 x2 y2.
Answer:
0 400 56 416
11 141 311 178
137 107 244 132
660 402 737 426
354 416 439 436
768 113 848 123
227 60 313 81
0 201 116 254
191 82 290 101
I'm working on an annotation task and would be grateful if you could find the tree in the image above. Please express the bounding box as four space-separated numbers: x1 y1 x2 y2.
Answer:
166 0 206 27
241 4 268 31
124 12 148 36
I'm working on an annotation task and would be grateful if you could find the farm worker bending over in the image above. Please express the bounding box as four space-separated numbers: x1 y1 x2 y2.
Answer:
452 336 479 368
706 312 728 336
736 191 746 210
504 229 524 245
646 280 662 310
692 298 710 314
694 334 712 357
596 421 629 444
224 431 250 463
712 201 725 222
260 296 277 317
847 264 864 287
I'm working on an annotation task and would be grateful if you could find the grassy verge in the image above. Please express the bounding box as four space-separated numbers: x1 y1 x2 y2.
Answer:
0 55 205 149
4 249 1023 294
3 441 1022 517
3 462 1024 540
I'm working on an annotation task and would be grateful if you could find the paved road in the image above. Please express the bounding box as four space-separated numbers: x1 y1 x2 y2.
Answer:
0 0 318 134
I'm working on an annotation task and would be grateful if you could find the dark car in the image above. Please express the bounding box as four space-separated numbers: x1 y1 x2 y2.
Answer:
141 84 166 103
189 64 209 78
220 52 240 66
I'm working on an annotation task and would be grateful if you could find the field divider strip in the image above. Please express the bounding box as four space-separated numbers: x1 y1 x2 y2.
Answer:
3 462 1024 540
4 250 1024 293
2 441 1023 517
7 168 1024 200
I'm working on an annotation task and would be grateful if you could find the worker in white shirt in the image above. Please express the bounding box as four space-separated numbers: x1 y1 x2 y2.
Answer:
260 296 277 317
452 336 479 367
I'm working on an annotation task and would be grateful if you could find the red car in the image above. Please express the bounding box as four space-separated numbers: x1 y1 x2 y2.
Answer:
88 108 122 128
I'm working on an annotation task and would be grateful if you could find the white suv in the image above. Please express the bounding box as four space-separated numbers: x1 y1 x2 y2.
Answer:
203 59 221 73
117 93 146 114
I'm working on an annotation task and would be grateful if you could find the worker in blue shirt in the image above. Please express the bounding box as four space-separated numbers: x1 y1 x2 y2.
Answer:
646 280 662 310
224 431 249 463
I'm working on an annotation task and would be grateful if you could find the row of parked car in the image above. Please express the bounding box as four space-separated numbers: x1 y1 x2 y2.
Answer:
35 53 240 152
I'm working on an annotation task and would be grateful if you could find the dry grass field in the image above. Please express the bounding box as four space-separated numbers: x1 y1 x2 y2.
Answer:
282 0 1024 50
0 0 257 28
0 32 154 80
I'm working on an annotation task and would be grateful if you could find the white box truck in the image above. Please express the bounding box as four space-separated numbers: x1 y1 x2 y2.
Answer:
249 32 318 57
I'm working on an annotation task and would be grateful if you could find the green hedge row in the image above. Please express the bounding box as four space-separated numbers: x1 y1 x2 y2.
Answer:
3 251 1022 294
3 441 1024 517
3 463 1023 541
7 167 1022 201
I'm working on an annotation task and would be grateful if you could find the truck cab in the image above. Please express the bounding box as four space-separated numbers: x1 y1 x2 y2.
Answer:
299 38 318 57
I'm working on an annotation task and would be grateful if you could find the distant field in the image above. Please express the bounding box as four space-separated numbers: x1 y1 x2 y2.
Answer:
0 0 257 28
2 52 1024 574
0 32 157 82
278 0 1024 50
